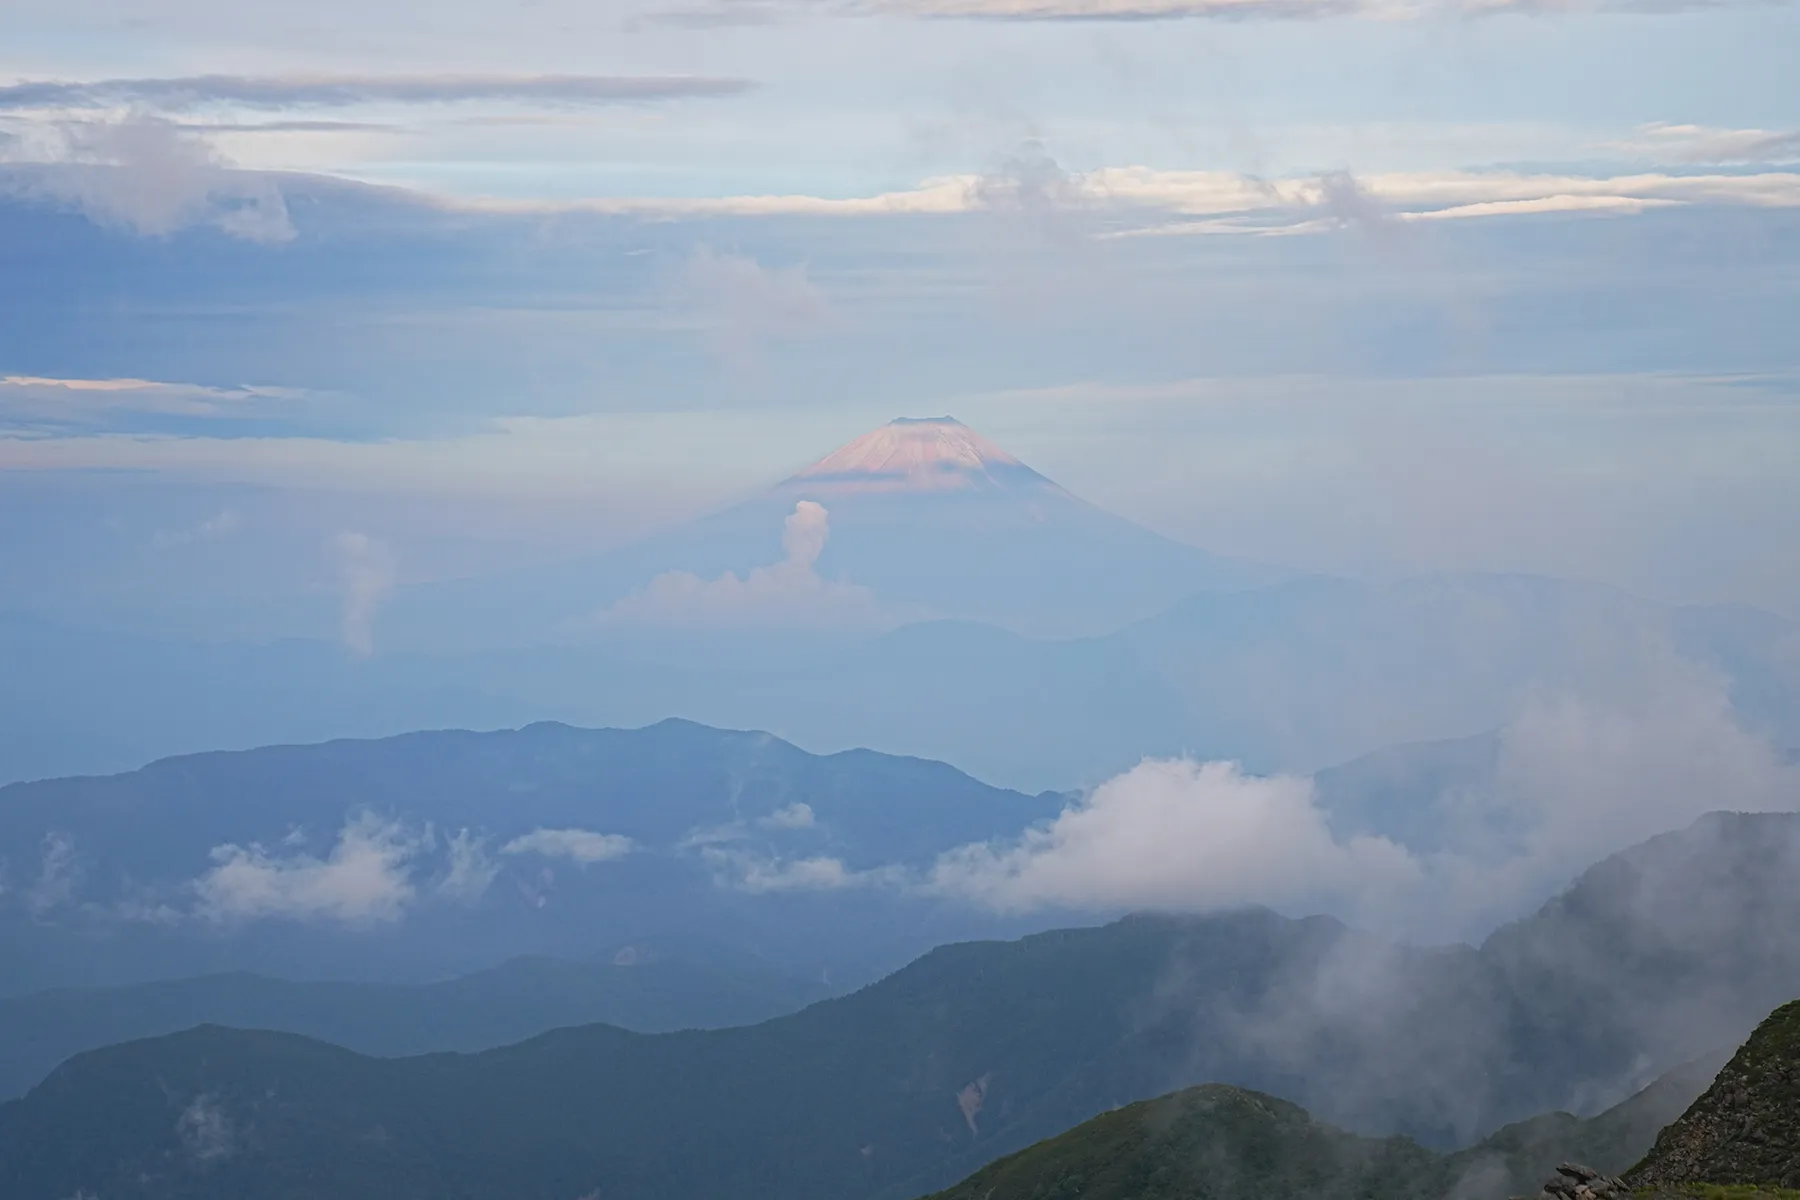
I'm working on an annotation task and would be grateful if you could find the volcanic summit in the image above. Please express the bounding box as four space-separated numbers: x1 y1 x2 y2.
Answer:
783 417 1055 495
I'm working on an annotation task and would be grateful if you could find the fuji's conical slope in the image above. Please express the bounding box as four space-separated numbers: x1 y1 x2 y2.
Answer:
598 416 1284 636
385 417 1285 647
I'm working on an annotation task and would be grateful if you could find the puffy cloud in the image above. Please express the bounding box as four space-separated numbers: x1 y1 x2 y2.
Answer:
0 74 754 112
176 1095 235 1162
930 666 1800 940
438 829 501 900
966 140 1085 214
602 500 885 629
0 115 293 241
502 827 635 864
930 759 1421 914
333 531 396 657
759 802 817 830
192 813 425 926
27 831 82 918
677 246 836 366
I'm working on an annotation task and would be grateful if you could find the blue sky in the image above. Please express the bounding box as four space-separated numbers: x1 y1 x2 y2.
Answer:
2 0 1798 639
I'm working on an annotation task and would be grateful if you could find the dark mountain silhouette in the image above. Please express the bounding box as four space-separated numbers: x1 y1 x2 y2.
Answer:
3 812 1799 1200
0 947 834 1101
0 718 1064 994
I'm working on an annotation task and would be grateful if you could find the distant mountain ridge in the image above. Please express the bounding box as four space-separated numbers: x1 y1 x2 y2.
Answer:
0 948 836 1101
0 718 1065 994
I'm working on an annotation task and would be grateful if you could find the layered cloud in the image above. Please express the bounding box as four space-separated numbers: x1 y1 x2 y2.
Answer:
1602 123 1800 166
462 165 1800 230
865 0 1765 18
0 375 313 431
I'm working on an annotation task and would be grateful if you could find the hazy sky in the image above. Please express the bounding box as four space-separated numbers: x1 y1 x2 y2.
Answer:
2 0 1798 636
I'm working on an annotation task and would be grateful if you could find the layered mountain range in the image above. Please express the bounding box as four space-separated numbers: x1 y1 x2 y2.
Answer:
3 812 1799 1199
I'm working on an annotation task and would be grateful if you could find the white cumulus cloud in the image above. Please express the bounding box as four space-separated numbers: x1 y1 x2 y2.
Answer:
193 813 426 926
502 827 636 864
930 759 1421 914
601 500 884 629
27 831 83 918
703 847 903 892
759 802 816 830
438 829 501 901
928 666 1800 941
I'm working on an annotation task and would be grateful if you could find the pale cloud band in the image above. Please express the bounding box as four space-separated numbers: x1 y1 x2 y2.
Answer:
457 166 1800 229
0 74 757 113
665 0 1784 19
0 375 313 428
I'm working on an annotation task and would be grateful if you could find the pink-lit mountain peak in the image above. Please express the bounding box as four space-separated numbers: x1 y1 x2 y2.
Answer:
784 417 1055 494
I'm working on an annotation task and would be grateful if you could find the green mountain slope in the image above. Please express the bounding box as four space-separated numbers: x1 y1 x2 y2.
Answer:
922 1084 1438 1200
1630 999 1800 1190
924 1052 1727 1200
3 812 1798 1200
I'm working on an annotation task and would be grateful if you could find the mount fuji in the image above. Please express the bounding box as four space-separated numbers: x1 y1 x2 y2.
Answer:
397 416 1284 648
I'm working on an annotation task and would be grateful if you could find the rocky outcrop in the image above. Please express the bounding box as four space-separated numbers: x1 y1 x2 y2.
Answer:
1628 998 1800 1190
1513 1162 1630 1200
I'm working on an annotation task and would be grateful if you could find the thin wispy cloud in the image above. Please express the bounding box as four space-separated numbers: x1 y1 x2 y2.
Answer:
0 375 312 428
1604 123 1800 165
866 0 1769 18
0 74 756 112
333 532 396 657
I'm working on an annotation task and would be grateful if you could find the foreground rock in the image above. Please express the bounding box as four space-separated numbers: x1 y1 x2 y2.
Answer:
1512 1162 1629 1200
1629 999 1800 1191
